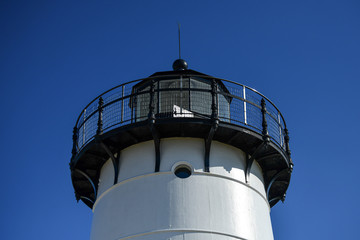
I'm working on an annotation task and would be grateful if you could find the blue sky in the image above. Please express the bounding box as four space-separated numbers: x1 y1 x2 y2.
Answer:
1 0 359 239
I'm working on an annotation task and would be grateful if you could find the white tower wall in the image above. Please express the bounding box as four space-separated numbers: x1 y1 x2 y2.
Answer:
91 138 273 240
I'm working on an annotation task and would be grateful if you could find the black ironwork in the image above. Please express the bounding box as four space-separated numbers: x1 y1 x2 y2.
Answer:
269 194 286 204
148 79 156 122
211 79 219 120
130 90 134 123
115 150 120 184
125 131 139 144
150 124 161 172
121 85 124 123
70 70 292 208
261 98 270 143
147 79 161 172
284 128 291 158
204 123 218 172
73 168 97 202
72 76 288 152
71 127 78 158
204 79 220 172
256 152 281 162
79 196 94 204
172 59 188 71
96 97 104 135
266 168 291 200
99 141 119 185
245 142 265 183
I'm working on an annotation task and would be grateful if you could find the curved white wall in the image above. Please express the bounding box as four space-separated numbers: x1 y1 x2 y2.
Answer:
92 138 273 240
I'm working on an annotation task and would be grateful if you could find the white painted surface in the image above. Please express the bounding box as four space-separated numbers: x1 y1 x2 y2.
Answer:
118 141 155 182
93 138 273 240
160 138 204 172
209 141 246 182
97 159 115 197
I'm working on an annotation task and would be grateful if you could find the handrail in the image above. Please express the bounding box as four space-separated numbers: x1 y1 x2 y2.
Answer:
72 74 289 156
74 74 287 128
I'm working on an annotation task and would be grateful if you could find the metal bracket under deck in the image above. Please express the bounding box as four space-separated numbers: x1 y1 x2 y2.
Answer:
99 141 120 185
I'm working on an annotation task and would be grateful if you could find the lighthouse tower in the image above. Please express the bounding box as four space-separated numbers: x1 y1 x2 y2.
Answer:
70 59 293 240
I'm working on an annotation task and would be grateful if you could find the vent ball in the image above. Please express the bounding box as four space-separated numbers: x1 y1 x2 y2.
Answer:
172 59 188 71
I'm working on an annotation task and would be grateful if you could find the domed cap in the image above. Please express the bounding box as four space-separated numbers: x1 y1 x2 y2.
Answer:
172 59 188 71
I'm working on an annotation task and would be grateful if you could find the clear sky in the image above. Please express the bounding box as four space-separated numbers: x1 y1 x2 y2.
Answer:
1 0 359 239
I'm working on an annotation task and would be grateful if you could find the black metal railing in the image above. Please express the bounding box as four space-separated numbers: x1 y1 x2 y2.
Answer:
72 75 290 157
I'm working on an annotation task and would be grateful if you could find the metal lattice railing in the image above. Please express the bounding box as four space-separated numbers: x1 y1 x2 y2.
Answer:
71 75 290 157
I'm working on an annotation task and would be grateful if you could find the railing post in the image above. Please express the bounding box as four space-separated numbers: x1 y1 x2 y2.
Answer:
157 80 160 115
204 79 219 173
131 89 134 123
121 85 124 123
277 112 283 147
261 98 270 142
148 79 155 123
211 79 218 120
96 97 104 135
180 76 183 115
243 86 247 124
188 77 191 112
72 126 78 157
284 128 291 157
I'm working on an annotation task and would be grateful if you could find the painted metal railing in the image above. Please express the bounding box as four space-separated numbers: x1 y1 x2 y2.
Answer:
71 75 290 158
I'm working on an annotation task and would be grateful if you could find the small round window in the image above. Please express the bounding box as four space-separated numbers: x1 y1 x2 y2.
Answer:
174 165 192 179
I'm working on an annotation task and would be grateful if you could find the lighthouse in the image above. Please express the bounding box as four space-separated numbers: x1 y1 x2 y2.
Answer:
70 59 293 240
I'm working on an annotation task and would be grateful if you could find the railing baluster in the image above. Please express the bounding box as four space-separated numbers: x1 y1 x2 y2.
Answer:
261 98 270 142
277 112 283 147
72 126 78 157
284 128 291 157
157 80 160 115
96 97 104 135
72 77 289 154
121 85 124 123
148 79 155 122
243 86 247 125
188 77 191 112
131 88 134 123
179 76 182 115
211 79 218 120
